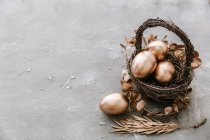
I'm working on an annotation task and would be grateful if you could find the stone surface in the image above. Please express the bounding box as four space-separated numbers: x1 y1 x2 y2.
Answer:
0 0 210 139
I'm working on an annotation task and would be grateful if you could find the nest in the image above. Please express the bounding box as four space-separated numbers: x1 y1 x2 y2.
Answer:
127 18 194 103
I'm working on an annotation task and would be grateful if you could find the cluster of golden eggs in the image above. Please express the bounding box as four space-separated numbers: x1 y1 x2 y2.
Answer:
99 40 177 116
131 40 175 83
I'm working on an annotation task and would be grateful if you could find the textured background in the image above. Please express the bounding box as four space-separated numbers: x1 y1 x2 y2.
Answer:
0 0 210 139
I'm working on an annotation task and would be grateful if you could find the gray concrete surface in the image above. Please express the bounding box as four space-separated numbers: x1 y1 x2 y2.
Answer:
0 0 210 139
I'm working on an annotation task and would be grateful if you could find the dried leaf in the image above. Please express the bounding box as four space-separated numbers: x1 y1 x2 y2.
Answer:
130 101 137 110
126 92 131 100
130 92 138 101
147 34 157 44
191 57 202 69
147 34 153 44
122 69 131 82
164 106 173 115
135 94 142 102
169 44 177 51
121 82 132 92
136 100 146 112
153 35 157 40
183 96 190 104
174 49 186 62
176 45 185 49
192 51 199 58
112 115 179 135
127 38 136 44
172 104 179 113
187 87 192 93
174 49 184 58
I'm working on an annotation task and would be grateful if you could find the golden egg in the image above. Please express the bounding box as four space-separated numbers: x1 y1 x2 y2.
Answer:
147 40 168 61
154 61 175 83
131 51 157 78
99 93 128 115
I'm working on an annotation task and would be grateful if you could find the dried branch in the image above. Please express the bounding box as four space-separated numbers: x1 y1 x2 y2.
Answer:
111 115 179 135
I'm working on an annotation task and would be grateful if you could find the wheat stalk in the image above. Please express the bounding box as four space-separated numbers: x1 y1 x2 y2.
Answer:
111 115 179 134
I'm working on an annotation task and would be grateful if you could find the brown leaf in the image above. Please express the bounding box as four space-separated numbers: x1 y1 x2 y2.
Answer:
121 82 132 92
169 44 177 51
130 92 138 100
164 106 173 115
153 35 157 40
136 100 146 112
172 104 179 113
187 87 192 93
130 101 137 110
192 51 199 58
183 96 190 104
122 69 131 82
174 49 184 58
147 34 157 44
127 38 136 44
174 49 186 62
135 94 142 102
171 43 178 47
126 92 131 100
191 57 202 69
147 34 153 44
176 45 185 49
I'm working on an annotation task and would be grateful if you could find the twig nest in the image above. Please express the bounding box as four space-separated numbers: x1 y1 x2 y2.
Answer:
99 93 128 115
154 61 175 83
131 51 157 78
147 40 168 61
